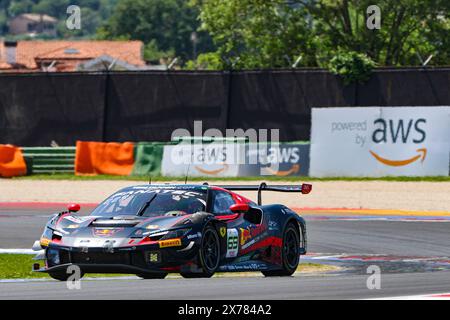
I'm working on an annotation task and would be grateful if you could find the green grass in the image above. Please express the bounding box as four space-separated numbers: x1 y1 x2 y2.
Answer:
12 173 450 182
0 254 123 279
0 254 49 279
0 254 336 280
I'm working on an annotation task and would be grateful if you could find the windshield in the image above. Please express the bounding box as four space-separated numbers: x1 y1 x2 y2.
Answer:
91 188 207 217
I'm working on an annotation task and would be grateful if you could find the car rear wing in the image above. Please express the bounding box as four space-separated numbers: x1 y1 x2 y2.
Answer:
217 182 312 205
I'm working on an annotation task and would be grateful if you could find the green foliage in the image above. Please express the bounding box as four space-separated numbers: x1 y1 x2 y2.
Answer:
0 0 449 68
143 39 175 62
192 0 317 69
185 52 224 70
329 51 376 85
300 0 450 67
194 0 449 69
98 0 214 62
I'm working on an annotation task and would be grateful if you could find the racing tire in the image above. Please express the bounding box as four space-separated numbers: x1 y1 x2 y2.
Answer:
262 222 300 277
180 225 220 279
137 273 168 279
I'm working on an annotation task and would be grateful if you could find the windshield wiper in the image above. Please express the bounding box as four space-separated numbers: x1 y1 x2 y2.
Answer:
137 193 157 216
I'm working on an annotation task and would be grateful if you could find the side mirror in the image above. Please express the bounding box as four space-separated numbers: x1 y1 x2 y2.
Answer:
68 204 81 213
229 203 249 213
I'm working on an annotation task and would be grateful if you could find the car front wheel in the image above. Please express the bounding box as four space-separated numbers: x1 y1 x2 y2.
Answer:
180 225 220 278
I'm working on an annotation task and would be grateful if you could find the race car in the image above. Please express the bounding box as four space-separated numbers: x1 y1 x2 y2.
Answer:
32 182 311 280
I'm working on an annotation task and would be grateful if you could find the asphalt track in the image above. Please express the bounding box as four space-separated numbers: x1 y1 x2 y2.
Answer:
1 205 450 299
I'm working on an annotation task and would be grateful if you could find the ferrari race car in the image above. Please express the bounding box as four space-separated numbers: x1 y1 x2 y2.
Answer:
32 183 311 280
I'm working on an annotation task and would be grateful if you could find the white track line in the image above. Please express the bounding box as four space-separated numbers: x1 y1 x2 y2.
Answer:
0 249 34 254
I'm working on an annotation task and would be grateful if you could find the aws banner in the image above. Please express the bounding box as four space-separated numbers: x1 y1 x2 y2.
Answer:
310 107 450 177
238 144 310 177
161 143 243 177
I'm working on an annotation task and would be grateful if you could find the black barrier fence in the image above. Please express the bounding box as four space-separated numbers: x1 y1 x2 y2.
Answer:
0 68 448 146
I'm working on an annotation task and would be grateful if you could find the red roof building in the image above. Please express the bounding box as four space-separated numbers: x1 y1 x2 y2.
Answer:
0 40 146 72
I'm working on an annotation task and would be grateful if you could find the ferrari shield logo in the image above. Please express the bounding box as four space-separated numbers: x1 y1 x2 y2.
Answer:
220 227 226 237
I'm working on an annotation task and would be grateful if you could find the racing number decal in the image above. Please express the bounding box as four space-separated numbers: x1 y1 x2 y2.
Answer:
226 229 239 258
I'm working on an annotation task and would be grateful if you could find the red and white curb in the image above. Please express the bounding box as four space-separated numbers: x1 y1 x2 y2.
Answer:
369 293 450 300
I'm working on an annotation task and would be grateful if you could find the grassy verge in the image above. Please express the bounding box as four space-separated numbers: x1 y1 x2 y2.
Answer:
0 254 123 279
12 173 450 182
0 254 337 280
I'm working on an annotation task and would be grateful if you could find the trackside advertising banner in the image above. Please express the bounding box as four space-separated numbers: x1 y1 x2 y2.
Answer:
238 144 310 177
161 143 310 177
310 107 450 177
161 143 243 177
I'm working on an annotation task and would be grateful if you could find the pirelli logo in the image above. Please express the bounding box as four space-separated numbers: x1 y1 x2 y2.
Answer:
158 238 182 248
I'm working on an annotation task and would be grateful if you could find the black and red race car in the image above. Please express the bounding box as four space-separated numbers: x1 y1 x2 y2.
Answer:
32 182 311 280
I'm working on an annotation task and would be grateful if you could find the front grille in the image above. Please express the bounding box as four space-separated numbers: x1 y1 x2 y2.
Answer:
71 252 129 264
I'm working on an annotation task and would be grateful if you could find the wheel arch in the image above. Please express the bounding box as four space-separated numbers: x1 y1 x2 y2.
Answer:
282 213 307 255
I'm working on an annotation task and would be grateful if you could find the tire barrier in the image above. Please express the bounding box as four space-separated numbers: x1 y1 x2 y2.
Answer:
75 141 134 176
0 144 27 177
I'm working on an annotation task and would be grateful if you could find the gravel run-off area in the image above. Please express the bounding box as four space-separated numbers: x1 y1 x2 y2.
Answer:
1 180 449 212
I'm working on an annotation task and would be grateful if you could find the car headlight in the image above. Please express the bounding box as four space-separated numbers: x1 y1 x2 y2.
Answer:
160 228 191 240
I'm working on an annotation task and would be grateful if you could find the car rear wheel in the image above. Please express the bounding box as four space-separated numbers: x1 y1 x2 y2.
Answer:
137 273 168 279
262 223 300 277
180 225 220 279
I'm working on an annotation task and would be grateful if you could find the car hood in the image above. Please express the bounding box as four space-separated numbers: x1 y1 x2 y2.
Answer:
52 212 192 248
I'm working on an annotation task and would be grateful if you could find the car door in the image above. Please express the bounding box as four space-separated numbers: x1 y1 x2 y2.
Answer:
210 190 264 260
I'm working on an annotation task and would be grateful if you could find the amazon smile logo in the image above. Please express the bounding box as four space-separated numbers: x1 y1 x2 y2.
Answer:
262 164 300 176
368 118 429 167
370 148 427 167
194 163 229 175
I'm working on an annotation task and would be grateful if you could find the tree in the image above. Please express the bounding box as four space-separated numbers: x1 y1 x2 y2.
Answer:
194 0 449 69
296 0 450 66
97 0 214 62
193 0 317 69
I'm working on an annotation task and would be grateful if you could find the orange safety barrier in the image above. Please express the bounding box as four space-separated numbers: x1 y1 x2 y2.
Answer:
75 141 135 176
0 144 27 178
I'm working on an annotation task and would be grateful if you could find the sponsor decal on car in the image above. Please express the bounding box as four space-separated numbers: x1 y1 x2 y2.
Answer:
74 238 111 247
239 224 267 246
187 232 202 240
159 238 182 248
148 251 161 263
241 231 269 250
240 228 252 245
226 229 239 258
219 262 269 271
268 220 278 231
219 227 226 237
93 228 123 237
